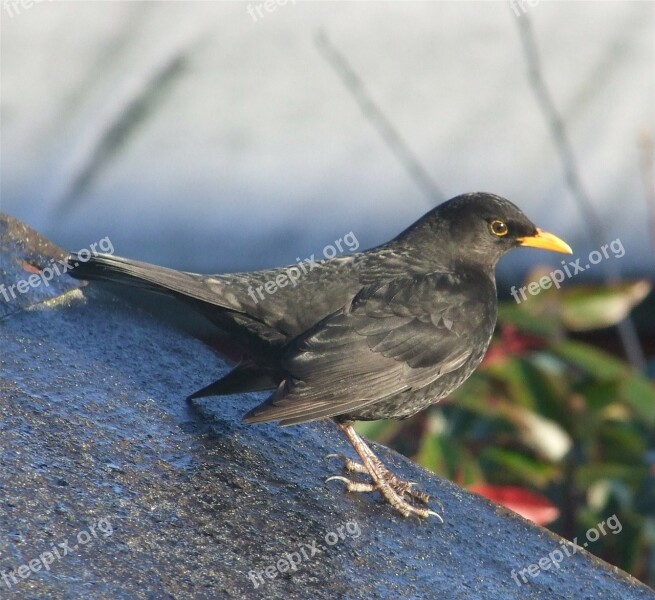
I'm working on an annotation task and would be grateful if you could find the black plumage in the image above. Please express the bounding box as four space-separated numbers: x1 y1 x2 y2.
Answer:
68 192 571 518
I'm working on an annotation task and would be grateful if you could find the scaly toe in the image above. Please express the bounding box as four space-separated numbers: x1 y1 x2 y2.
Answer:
325 453 368 474
411 506 444 522
383 491 443 521
325 475 376 493
382 475 430 503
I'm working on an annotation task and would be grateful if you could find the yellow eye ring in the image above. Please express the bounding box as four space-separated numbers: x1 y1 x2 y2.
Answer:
489 220 508 237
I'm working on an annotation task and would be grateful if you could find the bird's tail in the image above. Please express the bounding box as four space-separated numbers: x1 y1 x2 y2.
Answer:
67 252 285 364
67 252 229 308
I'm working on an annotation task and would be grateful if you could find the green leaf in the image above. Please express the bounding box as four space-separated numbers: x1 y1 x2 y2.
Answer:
559 281 651 331
575 463 646 490
354 419 402 444
480 447 558 487
597 422 647 462
620 377 655 427
553 340 655 426
415 432 483 484
552 340 625 380
575 379 622 412
497 301 558 337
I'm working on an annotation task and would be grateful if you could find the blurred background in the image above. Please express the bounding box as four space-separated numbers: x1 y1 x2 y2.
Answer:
2 0 654 587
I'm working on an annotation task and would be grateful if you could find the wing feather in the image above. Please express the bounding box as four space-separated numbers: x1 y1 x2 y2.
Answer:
244 271 495 425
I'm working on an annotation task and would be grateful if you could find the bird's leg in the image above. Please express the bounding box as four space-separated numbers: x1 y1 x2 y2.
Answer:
326 422 442 520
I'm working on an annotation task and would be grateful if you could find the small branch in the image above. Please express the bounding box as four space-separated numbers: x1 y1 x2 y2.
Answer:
638 131 655 260
515 14 646 371
315 29 444 206
516 16 605 247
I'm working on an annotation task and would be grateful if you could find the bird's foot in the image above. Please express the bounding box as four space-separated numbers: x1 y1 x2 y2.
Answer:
326 453 439 520
327 452 429 502
326 472 441 520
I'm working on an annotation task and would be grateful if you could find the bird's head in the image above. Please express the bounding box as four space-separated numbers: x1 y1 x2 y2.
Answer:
399 192 572 270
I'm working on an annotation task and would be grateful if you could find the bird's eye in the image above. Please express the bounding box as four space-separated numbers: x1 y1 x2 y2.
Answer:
489 220 508 237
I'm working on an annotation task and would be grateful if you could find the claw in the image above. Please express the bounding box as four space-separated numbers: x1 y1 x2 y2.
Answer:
325 475 350 484
324 453 345 461
426 510 444 523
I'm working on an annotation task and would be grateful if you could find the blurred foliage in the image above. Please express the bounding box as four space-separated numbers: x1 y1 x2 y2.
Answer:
356 280 655 586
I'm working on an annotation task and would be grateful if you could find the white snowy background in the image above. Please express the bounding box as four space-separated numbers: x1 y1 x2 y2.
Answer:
1 0 653 282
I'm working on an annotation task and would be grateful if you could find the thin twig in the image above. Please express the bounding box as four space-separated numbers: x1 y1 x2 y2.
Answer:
516 16 605 246
516 14 646 371
315 30 444 206
638 131 655 260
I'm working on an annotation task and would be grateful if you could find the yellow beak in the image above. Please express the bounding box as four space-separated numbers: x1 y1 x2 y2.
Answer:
518 228 572 254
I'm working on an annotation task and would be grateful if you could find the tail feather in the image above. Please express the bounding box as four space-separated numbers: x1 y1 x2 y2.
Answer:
68 252 236 311
67 252 287 361
187 360 278 400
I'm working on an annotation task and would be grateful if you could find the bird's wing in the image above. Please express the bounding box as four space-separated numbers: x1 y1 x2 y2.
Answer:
244 271 495 425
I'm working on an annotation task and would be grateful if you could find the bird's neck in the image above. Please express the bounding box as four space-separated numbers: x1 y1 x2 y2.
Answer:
387 235 500 283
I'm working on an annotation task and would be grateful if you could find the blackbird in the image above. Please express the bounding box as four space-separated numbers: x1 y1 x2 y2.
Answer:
68 192 572 519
